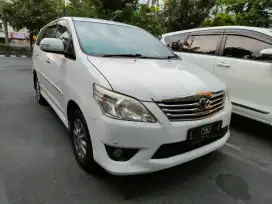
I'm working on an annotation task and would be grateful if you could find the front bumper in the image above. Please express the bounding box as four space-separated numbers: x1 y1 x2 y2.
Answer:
87 100 232 175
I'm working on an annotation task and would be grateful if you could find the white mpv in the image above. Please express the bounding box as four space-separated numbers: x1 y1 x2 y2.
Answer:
33 17 232 175
162 26 272 125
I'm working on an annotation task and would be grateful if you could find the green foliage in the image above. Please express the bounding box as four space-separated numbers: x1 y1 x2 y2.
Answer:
91 0 138 21
202 13 237 27
132 4 165 36
0 44 32 56
215 0 272 27
0 0 12 21
66 0 96 17
163 0 217 32
0 0 13 45
8 0 59 33
66 0 165 36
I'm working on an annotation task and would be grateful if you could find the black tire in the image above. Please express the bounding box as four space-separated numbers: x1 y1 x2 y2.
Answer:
70 109 99 173
35 77 48 106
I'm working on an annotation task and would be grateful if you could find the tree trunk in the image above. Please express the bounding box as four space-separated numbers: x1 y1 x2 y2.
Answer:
3 19 9 46
29 32 33 49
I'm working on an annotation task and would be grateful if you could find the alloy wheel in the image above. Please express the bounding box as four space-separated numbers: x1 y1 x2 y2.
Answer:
73 119 87 160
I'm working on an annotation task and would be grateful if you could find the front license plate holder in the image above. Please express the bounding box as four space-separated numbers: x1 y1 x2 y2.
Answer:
187 121 223 145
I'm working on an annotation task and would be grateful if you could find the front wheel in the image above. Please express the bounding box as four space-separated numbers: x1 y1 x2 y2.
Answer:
35 77 48 106
71 110 99 173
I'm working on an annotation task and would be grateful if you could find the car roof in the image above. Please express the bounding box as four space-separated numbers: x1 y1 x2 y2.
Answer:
162 26 272 38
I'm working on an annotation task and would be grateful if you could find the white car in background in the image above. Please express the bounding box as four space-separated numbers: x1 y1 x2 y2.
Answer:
162 26 272 125
32 17 231 175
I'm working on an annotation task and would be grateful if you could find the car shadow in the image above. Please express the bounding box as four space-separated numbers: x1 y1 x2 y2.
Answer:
230 113 272 143
89 151 225 201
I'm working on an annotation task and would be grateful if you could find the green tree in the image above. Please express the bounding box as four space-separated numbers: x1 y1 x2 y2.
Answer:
66 0 96 17
8 0 59 48
202 13 237 27
163 0 216 32
92 0 138 22
133 4 165 36
0 0 12 45
216 0 272 27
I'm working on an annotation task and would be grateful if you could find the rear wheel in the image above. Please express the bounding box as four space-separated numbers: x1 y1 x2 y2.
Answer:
71 109 99 173
35 77 48 106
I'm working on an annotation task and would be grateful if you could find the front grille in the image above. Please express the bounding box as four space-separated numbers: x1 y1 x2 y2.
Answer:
152 126 228 159
155 91 225 121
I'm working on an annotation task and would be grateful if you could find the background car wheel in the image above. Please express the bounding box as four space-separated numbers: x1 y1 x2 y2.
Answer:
35 78 48 106
71 109 99 173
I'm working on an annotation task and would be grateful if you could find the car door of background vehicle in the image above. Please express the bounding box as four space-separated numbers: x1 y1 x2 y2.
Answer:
215 29 272 123
163 30 224 73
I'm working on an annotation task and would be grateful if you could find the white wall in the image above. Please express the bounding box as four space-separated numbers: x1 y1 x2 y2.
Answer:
0 20 28 38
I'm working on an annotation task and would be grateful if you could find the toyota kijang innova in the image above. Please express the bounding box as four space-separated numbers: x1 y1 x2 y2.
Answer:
32 17 232 175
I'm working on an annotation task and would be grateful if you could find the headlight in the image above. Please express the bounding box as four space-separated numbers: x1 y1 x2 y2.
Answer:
93 84 156 123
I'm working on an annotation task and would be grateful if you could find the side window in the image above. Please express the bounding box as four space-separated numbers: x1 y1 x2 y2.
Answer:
36 26 47 46
223 35 272 61
56 20 75 59
182 36 193 52
56 20 71 50
164 33 189 52
43 25 57 38
189 35 220 55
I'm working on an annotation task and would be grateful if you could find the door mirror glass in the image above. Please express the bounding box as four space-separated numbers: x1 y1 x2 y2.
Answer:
40 38 64 54
260 48 272 56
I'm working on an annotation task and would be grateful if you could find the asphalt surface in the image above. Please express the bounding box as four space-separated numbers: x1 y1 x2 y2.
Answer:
1 58 272 204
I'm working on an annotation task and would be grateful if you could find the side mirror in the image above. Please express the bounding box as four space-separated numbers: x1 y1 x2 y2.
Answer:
40 38 64 54
260 48 272 56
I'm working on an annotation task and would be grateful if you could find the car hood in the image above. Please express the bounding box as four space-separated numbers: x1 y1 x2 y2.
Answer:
88 56 225 101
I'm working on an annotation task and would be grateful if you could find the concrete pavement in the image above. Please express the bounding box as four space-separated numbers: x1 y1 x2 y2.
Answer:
1 58 272 204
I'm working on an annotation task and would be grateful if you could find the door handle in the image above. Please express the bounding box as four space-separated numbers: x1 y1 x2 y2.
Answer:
217 62 231 68
46 59 51 64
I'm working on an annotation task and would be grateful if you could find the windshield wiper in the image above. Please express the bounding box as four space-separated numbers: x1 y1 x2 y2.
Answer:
101 53 180 59
166 54 180 59
101 53 143 58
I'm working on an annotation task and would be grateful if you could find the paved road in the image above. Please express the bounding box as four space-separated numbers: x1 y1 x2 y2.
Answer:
1 58 272 204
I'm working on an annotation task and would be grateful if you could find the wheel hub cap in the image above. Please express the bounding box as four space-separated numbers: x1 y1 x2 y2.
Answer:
73 119 87 160
36 81 41 100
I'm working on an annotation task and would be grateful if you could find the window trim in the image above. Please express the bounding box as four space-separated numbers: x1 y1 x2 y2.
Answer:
191 29 225 36
219 33 272 63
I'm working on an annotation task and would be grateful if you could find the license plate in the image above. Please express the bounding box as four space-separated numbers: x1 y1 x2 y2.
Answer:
187 121 223 145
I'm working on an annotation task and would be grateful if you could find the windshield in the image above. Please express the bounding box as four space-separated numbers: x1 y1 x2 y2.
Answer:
74 21 175 58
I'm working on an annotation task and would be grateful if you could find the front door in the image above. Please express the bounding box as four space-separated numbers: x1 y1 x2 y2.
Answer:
36 23 64 111
47 19 75 113
215 33 272 123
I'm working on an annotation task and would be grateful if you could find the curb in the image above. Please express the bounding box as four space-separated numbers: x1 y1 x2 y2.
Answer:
0 55 31 58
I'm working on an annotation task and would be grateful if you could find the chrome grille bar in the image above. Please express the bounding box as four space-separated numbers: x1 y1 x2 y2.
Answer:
155 91 225 121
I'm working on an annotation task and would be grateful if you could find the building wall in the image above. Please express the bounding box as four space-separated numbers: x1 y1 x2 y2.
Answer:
0 20 28 39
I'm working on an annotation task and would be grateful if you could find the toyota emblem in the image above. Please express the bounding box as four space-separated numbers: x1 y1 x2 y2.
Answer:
199 97 210 109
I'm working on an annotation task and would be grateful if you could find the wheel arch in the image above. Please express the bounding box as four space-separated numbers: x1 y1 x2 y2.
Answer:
67 100 82 123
